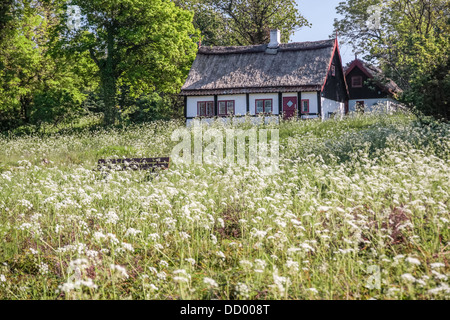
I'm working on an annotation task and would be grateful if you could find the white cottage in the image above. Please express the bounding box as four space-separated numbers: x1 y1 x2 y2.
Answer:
180 30 349 124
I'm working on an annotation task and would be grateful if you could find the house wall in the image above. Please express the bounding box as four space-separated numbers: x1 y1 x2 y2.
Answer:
217 94 247 116
321 97 345 120
186 96 214 118
322 47 348 103
249 93 279 115
301 92 319 117
186 92 322 121
349 98 397 113
346 67 389 100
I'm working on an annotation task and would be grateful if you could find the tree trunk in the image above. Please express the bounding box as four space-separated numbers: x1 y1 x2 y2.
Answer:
101 24 118 126
100 67 117 126
20 95 31 124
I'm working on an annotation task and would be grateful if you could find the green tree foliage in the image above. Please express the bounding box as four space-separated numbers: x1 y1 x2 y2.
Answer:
334 0 450 120
0 0 15 42
176 0 310 46
53 0 199 126
174 0 235 46
0 1 95 130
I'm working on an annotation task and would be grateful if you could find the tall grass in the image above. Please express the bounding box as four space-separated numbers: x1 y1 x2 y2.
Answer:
0 112 449 299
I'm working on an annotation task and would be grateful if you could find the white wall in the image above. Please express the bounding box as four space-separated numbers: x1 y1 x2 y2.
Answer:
348 98 397 113
217 94 247 116
301 92 319 115
249 93 279 115
187 92 327 121
186 96 214 118
321 98 345 120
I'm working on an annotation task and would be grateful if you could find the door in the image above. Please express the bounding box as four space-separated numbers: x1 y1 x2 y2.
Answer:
283 97 297 119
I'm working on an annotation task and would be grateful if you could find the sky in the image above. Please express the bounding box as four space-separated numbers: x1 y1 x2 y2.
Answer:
291 0 355 65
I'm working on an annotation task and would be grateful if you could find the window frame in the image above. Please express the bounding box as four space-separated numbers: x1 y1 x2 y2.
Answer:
331 64 336 77
197 101 215 117
352 76 363 88
255 99 273 115
218 100 235 116
301 99 310 114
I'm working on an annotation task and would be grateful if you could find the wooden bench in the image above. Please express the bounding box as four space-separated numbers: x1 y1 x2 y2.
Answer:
97 157 170 172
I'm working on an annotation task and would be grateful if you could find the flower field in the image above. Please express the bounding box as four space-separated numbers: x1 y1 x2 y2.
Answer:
0 112 449 300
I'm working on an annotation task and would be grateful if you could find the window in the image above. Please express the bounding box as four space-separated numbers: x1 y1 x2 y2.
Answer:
197 101 215 117
255 99 273 114
352 76 363 88
218 100 235 116
301 99 309 114
356 101 365 113
331 64 336 77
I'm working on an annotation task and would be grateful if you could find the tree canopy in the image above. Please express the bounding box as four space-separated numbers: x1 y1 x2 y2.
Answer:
176 0 310 46
334 0 450 120
53 0 199 125
0 0 95 129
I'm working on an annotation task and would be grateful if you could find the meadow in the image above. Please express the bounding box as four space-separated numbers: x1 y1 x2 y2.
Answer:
0 112 449 300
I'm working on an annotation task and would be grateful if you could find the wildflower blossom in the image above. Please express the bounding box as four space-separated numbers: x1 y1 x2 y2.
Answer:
110 264 129 279
203 277 218 289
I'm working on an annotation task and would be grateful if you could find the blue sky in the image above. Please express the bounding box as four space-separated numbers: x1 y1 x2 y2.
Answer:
292 0 355 64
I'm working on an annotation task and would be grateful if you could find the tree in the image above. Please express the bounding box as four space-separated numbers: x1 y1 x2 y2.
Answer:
174 0 235 46
334 0 450 120
53 0 199 126
0 0 94 130
176 0 310 46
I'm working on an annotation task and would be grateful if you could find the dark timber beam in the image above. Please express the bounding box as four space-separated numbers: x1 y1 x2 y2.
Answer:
246 93 250 114
278 93 282 116
184 96 187 119
214 95 218 116
317 92 322 119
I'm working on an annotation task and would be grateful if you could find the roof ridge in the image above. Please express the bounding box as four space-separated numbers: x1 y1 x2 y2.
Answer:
198 39 335 55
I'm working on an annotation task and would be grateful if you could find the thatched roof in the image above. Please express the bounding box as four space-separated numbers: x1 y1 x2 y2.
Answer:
180 39 336 96
345 59 403 95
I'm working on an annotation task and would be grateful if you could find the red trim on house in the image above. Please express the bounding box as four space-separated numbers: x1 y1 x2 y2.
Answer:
345 59 373 79
197 101 215 117
301 99 310 114
255 99 273 115
218 100 235 116
321 36 350 99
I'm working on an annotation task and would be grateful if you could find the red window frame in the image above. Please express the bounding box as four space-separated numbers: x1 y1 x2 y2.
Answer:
218 100 235 116
255 99 273 115
197 101 215 117
301 99 309 114
352 76 363 88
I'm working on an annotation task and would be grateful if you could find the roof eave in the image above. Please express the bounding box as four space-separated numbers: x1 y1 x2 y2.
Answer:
179 85 323 96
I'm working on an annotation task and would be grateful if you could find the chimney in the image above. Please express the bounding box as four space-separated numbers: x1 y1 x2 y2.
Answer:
268 29 281 49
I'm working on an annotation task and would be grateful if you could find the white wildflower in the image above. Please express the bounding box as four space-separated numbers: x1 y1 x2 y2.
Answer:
430 262 445 269
203 277 218 289
405 257 421 266
110 264 129 279
401 273 416 282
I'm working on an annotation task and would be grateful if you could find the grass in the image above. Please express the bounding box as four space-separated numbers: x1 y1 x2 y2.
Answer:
0 111 449 300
